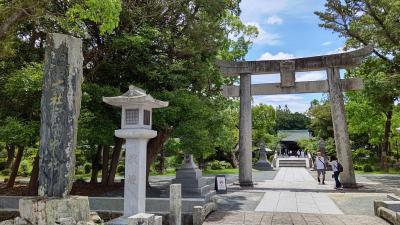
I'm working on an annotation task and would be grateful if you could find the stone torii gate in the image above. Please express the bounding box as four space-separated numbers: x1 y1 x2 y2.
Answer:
217 46 373 188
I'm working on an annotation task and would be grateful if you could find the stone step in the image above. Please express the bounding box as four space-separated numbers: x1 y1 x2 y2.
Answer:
172 177 208 188
182 184 213 196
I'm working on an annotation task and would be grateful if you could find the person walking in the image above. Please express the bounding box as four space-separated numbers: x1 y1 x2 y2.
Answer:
315 151 326 185
330 155 342 189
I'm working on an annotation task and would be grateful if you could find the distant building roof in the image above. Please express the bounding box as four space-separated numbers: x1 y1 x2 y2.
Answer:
278 130 311 142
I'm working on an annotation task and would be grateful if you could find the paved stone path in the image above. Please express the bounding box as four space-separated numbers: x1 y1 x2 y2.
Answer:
254 168 343 214
254 167 333 190
255 191 343 214
203 212 389 225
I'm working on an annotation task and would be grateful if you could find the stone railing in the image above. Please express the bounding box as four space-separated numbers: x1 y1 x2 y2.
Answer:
192 201 217 225
374 192 400 224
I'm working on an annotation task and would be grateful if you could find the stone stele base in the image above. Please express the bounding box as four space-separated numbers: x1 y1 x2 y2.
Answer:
19 196 90 225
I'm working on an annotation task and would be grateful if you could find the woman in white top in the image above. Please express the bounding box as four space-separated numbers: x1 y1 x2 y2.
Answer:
315 151 326 185
330 155 342 189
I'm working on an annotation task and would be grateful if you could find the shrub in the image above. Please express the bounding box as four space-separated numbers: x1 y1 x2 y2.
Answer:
354 165 362 171
18 160 31 176
208 160 232 170
117 165 125 175
75 166 84 175
1 169 11 176
0 158 8 171
84 163 91 174
363 164 373 172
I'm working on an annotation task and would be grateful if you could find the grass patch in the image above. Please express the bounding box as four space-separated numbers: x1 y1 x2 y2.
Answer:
204 168 239 175
355 167 400 174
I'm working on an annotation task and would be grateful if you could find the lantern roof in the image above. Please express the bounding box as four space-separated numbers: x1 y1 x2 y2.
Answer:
103 85 169 108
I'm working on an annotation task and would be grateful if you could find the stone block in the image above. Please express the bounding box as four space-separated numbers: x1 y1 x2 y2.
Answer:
175 169 202 180
154 216 162 225
19 196 90 225
57 217 76 225
172 177 207 188
128 213 155 225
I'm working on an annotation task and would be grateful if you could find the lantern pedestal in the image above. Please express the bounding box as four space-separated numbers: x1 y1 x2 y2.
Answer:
115 129 157 216
171 155 216 201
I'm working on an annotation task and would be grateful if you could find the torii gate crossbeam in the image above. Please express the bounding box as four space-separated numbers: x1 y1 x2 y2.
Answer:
217 45 373 188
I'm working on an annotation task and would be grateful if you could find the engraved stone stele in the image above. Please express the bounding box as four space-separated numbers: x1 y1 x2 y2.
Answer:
38 33 83 198
103 86 168 225
16 33 92 225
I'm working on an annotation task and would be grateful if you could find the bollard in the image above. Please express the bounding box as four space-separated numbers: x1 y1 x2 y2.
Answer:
193 206 203 225
169 184 182 225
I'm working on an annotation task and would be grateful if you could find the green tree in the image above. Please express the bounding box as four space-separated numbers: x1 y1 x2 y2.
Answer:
0 0 122 56
78 83 120 184
252 104 276 146
307 99 334 139
276 105 310 130
0 117 38 187
316 0 400 172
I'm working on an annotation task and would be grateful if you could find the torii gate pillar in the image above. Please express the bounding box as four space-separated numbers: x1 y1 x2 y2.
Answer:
327 67 356 187
239 73 253 186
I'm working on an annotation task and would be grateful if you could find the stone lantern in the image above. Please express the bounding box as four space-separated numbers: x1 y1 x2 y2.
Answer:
103 85 168 218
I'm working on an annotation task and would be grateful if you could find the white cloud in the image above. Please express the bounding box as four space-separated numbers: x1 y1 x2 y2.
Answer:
252 74 280 84
253 95 310 113
322 41 332 46
239 0 314 24
247 22 281 45
296 71 327 81
266 15 283 25
258 51 295 60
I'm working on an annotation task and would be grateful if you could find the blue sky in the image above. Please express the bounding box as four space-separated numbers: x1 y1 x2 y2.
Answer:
239 0 345 112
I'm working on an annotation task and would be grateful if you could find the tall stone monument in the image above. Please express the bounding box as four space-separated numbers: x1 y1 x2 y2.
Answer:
103 85 168 224
38 33 83 197
17 33 92 225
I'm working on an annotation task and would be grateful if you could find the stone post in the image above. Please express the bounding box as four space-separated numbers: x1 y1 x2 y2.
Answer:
239 73 253 187
38 33 83 197
169 184 182 225
193 206 203 225
327 67 356 187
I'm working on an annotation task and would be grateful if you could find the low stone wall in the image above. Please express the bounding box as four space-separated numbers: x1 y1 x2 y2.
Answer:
0 196 207 214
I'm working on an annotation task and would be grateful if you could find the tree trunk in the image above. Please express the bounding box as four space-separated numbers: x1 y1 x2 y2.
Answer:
5 144 15 169
28 153 39 195
106 137 123 185
7 145 24 188
381 108 393 172
227 144 239 168
146 129 171 187
0 9 31 40
90 145 102 184
101 145 110 185
156 148 165 174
